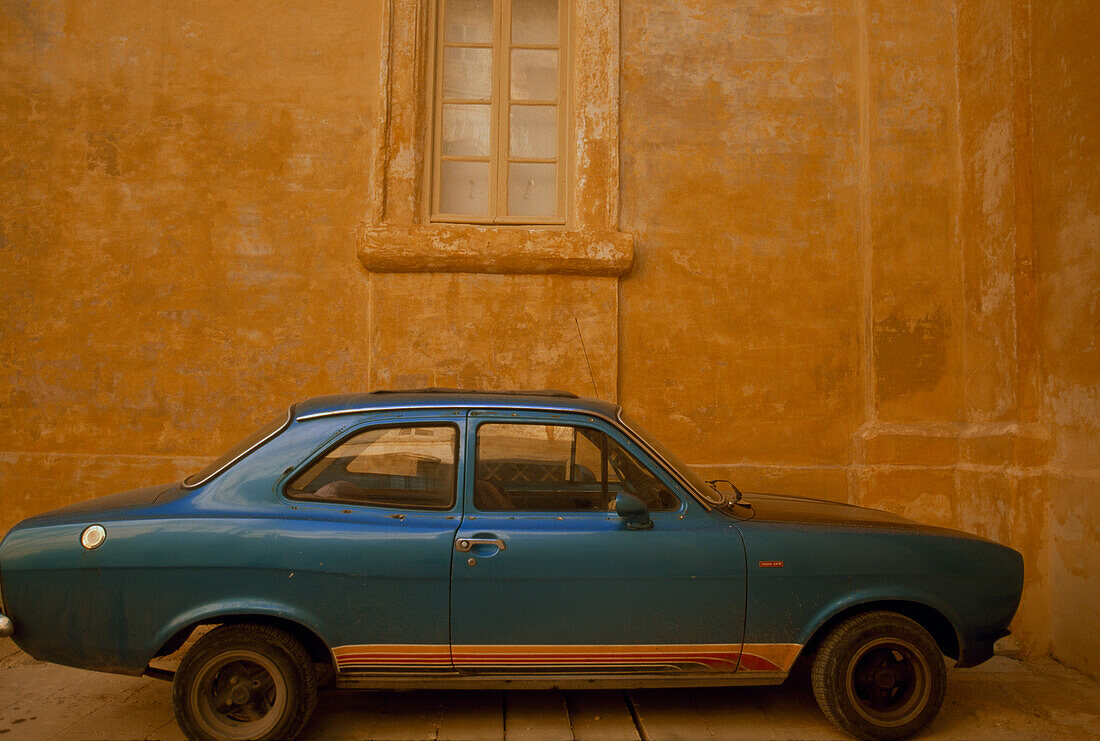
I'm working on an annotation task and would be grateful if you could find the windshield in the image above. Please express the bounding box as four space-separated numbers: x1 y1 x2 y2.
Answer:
618 411 728 506
183 410 292 488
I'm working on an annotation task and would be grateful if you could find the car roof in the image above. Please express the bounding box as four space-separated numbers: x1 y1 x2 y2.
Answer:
293 388 623 421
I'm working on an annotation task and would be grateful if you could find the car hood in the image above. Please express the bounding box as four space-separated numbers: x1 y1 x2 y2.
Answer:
740 491 965 535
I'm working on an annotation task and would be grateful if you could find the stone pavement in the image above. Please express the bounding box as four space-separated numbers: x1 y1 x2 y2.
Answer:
1 637 1098 740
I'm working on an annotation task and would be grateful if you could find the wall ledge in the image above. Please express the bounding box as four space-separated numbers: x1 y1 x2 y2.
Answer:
356 224 634 276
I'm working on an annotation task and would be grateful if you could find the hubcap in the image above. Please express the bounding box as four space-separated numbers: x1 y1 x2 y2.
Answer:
190 650 288 740
845 637 930 728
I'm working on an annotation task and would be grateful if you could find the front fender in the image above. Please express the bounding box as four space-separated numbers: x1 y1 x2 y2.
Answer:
796 587 964 653
739 522 1022 669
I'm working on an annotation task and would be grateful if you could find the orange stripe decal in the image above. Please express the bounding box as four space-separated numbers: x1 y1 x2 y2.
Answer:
739 643 802 672
332 643 802 674
333 644 452 670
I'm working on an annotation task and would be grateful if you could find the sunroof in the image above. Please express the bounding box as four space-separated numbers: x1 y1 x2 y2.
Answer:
370 388 579 398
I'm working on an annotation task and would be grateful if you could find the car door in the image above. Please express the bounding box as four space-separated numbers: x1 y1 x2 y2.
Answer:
449 409 747 676
277 411 464 675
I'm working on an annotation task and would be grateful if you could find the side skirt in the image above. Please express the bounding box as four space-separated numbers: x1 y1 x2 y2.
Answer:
335 671 788 691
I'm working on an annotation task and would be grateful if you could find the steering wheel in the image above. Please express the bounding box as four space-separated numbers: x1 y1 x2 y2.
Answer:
607 449 636 494
636 480 670 510
475 480 513 510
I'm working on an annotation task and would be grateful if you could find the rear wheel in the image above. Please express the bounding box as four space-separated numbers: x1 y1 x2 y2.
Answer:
172 623 318 741
811 611 946 740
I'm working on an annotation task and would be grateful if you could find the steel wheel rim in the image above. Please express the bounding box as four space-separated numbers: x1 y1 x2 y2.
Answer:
190 649 288 740
844 636 930 728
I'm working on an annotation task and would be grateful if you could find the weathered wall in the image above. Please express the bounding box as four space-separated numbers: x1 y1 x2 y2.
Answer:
0 1 619 531
1 0 1097 671
0 0 381 525
950 0 1050 657
618 0 1061 658
1030 0 1100 679
367 272 618 396
619 0 862 505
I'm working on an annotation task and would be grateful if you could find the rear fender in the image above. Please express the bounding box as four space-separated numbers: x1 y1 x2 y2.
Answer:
146 600 334 668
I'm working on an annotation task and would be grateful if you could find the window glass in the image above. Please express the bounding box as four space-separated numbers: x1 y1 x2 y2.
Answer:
287 425 457 510
507 162 556 216
444 0 492 43
440 160 491 215
442 103 492 156
474 423 680 512
511 0 558 45
510 50 558 101
509 105 557 158
442 48 492 100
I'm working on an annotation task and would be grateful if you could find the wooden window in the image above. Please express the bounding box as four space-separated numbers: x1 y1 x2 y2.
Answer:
431 0 568 224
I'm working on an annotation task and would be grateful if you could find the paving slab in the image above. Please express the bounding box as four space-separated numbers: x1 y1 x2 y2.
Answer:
2 639 1099 740
504 691 573 741
438 690 504 741
563 690 639 741
630 686 778 741
365 690 444 741
298 691 386 741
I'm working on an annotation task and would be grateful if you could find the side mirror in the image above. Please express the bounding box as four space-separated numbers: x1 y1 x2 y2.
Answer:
615 492 653 531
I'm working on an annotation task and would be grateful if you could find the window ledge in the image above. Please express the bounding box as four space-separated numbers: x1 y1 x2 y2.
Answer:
356 224 634 277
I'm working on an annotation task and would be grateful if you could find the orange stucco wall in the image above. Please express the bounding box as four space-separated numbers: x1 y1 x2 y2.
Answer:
1 0 381 523
1030 0 1100 679
1 0 1097 676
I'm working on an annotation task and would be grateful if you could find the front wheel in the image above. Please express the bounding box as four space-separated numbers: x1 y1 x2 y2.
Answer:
811 611 946 740
172 623 318 741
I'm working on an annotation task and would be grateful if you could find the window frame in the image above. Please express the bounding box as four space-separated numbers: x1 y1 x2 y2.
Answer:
283 421 462 512
427 0 572 225
469 418 685 515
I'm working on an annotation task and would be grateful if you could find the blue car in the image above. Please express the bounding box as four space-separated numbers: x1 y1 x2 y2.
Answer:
0 390 1023 740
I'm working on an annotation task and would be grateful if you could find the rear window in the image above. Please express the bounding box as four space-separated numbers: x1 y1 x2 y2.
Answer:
183 411 291 488
286 424 458 510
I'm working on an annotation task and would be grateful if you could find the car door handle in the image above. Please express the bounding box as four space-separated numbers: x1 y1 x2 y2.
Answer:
455 537 506 553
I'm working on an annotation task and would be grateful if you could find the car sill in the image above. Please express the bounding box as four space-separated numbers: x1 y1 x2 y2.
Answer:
335 671 787 691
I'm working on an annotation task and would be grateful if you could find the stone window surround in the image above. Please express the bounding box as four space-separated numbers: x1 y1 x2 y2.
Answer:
357 0 633 277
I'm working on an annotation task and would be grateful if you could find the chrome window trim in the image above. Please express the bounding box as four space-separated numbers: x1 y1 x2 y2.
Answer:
296 402 571 421
181 405 296 490
295 403 713 510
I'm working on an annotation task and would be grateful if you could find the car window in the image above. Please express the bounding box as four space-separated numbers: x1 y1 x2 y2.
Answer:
474 422 680 512
286 424 457 510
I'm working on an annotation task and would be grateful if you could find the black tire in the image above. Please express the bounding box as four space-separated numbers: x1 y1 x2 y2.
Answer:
172 623 318 741
811 611 946 740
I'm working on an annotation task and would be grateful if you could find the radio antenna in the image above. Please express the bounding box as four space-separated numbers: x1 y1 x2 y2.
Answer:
574 316 600 399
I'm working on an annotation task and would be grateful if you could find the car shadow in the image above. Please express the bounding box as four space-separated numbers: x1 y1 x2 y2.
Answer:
298 680 845 740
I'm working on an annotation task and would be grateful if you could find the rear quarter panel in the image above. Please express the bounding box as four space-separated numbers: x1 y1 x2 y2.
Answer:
0 508 457 674
0 410 463 675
